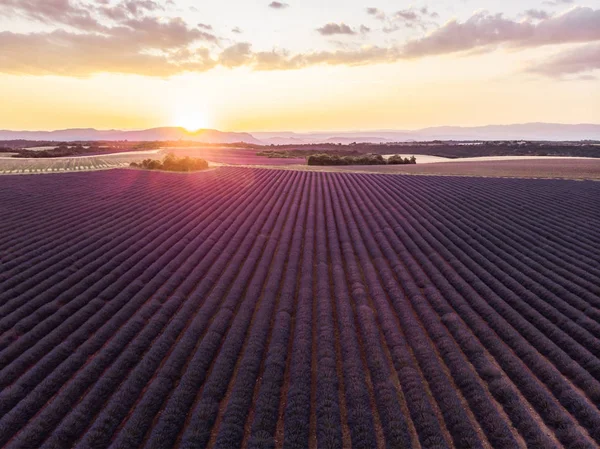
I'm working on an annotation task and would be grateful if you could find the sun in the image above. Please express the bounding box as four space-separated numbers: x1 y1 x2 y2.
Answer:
172 105 212 132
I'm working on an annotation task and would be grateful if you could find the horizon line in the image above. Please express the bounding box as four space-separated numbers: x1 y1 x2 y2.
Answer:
2 122 600 135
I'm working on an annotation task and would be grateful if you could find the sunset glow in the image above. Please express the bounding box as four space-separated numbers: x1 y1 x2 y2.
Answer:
0 1 597 131
172 105 212 132
2 1 600 447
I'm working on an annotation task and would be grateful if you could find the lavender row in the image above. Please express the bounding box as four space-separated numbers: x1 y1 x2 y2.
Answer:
1 167 598 449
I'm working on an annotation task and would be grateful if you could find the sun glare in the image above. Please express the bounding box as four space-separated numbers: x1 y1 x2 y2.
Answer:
172 106 211 132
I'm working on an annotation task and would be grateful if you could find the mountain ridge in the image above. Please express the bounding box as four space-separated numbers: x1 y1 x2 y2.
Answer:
0 127 261 144
1 123 599 143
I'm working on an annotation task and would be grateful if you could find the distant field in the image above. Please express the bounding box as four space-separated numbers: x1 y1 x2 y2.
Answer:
164 146 307 165
0 152 160 174
285 158 600 180
0 147 305 175
382 154 600 164
2 148 599 181
1 168 599 448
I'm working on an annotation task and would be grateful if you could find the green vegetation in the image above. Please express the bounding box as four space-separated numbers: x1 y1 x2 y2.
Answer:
130 153 209 172
256 150 298 158
7 141 161 158
257 149 364 159
307 153 416 166
13 144 100 158
388 155 417 165
260 150 417 165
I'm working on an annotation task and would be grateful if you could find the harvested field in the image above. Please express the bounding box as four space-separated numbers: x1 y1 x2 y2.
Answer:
0 167 599 449
382 155 600 164
269 158 600 180
0 152 160 174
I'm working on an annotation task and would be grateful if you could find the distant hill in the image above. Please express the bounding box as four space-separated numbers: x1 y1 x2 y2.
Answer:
0 127 261 144
1 123 599 145
253 131 413 144
412 123 600 141
253 124 600 143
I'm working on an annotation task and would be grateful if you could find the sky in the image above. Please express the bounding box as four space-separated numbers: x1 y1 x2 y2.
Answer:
0 0 598 132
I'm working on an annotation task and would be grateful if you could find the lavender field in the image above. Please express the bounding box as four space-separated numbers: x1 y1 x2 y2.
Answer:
0 168 599 449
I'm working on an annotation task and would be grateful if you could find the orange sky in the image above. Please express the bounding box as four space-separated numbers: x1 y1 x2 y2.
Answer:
0 1 598 131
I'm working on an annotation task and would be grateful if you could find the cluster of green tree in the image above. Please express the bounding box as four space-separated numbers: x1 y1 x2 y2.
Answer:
256 151 298 158
0 140 57 151
130 153 209 172
307 153 416 166
9 141 164 158
130 142 163 150
388 155 418 165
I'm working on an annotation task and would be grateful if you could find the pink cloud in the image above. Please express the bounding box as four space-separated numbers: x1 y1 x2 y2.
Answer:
403 7 600 58
0 3 598 78
0 29 215 76
0 0 101 29
317 23 356 36
528 43 600 77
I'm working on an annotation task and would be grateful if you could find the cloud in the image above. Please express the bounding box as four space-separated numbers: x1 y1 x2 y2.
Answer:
420 7 439 19
528 43 600 76
291 46 398 67
116 16 217 46
0 0 101 29
366 7 386 21
0 0 221 77
370 6 439 33
0 3 599 78
216 44 401 71
0 29 216 76
0 0 177 29
121 0 163 16
0 9 218 77
402 7 600 58
0 0 174 29
268 1 289 9
317 23 356 36
525 9 550 20
184 42 401 72
529 7 600 45
395 10 419 22
219 42 252 67
252 49 295 70
231 27 243 34
543 0 573 5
